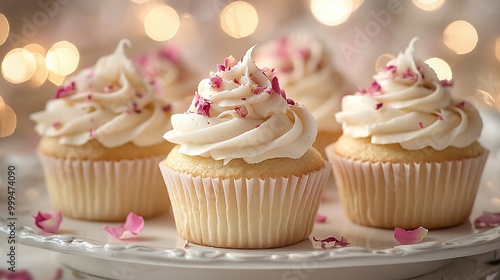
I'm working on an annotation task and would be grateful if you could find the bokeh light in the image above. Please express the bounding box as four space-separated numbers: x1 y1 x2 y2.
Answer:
47 71 66 86
310 0 353 26
443 20 478 55
46 41 80 76
412 0 446 11
1 48 36 84
495 38 500 62
425 57 452 80
0 13 9 46
0 96 16 137
29 53 49 87
144 5 180 41
130 0 150 3
220 1 258 39
23 43 46 55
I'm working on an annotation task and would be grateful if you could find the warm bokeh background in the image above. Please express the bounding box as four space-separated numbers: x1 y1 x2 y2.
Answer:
1 0 499 153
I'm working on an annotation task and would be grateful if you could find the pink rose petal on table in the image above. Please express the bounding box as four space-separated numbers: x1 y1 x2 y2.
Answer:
315 214 327 223
393 226 428 245
32 210 62 233
103 212 144 239
474 212 500 229
313 235 350 249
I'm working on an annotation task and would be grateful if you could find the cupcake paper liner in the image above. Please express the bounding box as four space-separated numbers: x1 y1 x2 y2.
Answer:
38 153 170 222
325 143 489 229
159 161 332 249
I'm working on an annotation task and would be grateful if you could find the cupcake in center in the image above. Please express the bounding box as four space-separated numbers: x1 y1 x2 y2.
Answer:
159 46 332 249
326 38 488 229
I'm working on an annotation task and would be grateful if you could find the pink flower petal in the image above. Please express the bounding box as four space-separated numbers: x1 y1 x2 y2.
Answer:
315 214 327 223
32 210 62 233
474 212 500 229
103 212 144 239
313 235 350 249
394 226 428 245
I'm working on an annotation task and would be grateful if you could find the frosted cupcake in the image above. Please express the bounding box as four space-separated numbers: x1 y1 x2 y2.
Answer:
255 33 354 157
159 46 332 249
326 38 488 229
31 39 173 221
135 45 199 114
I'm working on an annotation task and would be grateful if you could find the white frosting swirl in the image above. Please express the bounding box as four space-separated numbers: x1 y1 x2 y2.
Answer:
335 38 482 150
255 33 353 132
134 45 198 114
30 39 172 148
164 46 317 164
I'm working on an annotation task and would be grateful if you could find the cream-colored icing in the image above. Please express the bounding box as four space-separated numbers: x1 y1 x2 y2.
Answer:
335 38 482 150
164 46 317 164
31 39 172 148
255 33 353 132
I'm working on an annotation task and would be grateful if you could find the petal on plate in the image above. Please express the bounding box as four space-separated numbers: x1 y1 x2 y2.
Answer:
394 226 428 245
32 210 62 233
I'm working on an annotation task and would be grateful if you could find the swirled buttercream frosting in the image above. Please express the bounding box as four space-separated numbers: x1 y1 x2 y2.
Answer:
335 38 482 150
164 46 317 164
255 33 353 132
31 39 172 148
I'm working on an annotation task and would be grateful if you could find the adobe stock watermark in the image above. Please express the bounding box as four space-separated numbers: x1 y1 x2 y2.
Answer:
338 0 404 63
8 0 72 48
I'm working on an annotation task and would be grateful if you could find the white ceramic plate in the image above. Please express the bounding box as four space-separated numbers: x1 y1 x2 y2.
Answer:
1 156 500 280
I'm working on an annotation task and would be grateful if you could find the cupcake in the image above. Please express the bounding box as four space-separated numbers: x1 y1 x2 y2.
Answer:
326 38 488 229
134 44 199 114
255 33 354 157
159 46 332 249
30 39 173 221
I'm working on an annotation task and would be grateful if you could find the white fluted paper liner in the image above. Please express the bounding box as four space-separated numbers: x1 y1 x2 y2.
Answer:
325 143 489 229
38 153 170 222
159 161 332 249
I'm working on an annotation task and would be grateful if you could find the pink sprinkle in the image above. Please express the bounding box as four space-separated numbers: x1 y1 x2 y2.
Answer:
235 106 248 117
437 114 443 121
402 68 418 81
52 121 61 128
417 66 425 79
315 214 327 223
386 65 397 74
439 80 453 87
194 92 211 117
298 49 310 60
241 97 246 100
456 101 466 109
158 45 179 62
287 99 295 105
87 94 92 101
217 64 225 71
271 76 287 99
223 56 238 71
255 124 261 128
104 85 114 93
375 103 383 110
252 86 266 95
89 128 96 138
313 236 350 249
136 92 144 99
55 81 76 99
162 104 172 112
132 102 142 114
361 81 381 95
233 78 240 85
210 75 223 90
418 122 424 129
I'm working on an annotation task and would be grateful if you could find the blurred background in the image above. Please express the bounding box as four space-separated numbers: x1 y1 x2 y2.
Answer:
0 0 499 151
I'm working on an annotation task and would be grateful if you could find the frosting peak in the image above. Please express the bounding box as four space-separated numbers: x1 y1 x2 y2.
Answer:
336 38 482 150
254 33 353 132
31 39 172 148
164 46 317 164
